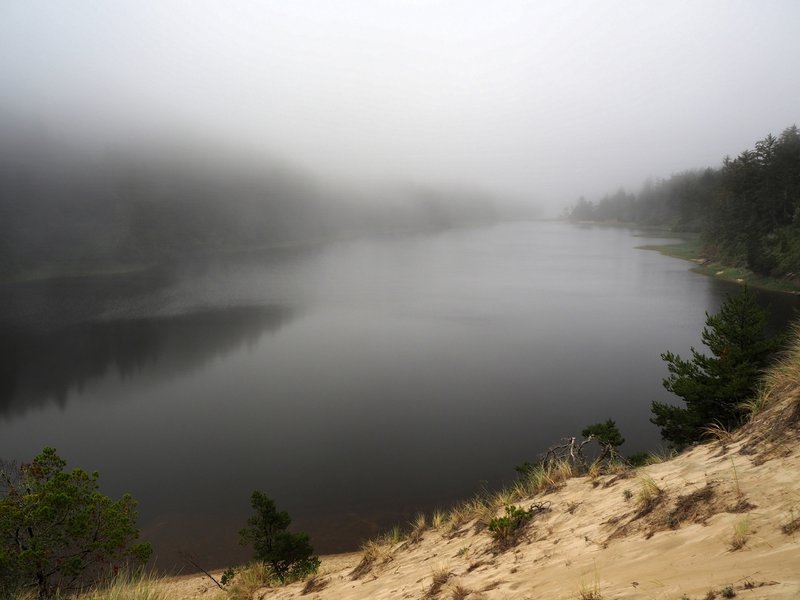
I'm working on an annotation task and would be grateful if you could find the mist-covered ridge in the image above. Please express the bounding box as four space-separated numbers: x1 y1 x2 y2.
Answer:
0 124 507 280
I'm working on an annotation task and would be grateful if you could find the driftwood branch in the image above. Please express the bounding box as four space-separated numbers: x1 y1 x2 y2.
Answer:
178 549 224 590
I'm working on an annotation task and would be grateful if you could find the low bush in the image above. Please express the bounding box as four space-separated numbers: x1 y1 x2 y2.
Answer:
487 505 536 548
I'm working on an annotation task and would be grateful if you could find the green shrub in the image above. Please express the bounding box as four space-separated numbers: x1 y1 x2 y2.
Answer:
487 505 536 548
239 491 319 584
0 447 151 599
652 288 783 448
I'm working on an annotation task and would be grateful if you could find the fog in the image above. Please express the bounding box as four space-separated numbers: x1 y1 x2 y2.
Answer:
2 0 799 213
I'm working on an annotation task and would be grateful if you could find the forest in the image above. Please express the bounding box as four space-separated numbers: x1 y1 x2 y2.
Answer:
0 125 499 280
568 125 800 279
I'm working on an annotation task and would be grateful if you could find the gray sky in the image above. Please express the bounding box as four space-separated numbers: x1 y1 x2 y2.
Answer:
1 0 799 213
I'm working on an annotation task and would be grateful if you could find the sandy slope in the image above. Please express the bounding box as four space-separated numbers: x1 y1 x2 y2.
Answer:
161 386 800 600
165 442 799 599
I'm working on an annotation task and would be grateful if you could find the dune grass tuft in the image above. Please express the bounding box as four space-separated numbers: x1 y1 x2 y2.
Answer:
407 512 428 543
424 565 454 599
77 570 170 600
578 563 603 600
225 563 274 599
12 569 172 600
730 516 751 550
635 475 663 514
431 509 447 530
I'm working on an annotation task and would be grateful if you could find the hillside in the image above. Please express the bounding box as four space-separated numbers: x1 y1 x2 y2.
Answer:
154 331 800 600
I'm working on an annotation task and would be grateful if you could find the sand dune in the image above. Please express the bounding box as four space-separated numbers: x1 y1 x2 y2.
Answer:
162 369 800 600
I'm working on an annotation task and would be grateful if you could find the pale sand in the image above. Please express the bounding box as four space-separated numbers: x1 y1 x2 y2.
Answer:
161 405 800 599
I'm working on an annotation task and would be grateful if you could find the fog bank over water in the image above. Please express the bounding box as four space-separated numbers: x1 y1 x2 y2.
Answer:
2 1 800 211
0 122 505 278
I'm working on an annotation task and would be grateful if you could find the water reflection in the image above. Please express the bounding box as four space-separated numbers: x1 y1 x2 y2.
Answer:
0 305 294 417
0 222 798 573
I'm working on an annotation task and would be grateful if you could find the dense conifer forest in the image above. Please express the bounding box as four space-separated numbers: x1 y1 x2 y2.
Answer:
568 126 800 279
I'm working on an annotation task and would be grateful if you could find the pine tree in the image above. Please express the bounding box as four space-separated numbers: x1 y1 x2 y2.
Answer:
239 492 319 583
651 288 782 448
0 448 151 599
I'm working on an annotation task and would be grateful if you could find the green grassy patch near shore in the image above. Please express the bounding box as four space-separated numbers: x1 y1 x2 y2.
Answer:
639 240 800 294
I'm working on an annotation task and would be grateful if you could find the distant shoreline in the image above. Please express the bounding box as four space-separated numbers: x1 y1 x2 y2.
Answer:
638 238 800 295
0 221 505 286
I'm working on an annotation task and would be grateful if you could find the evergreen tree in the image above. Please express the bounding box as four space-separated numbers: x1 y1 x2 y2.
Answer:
651 288 782 448
239 492 319 584
581 419 625 460
0 448 151 599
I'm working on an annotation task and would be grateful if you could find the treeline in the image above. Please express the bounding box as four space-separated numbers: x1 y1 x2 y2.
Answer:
0 126 499 279
567 125 800 278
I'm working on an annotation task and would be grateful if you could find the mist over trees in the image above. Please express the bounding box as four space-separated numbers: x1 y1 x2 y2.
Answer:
567 125 800 279
0 125 499 279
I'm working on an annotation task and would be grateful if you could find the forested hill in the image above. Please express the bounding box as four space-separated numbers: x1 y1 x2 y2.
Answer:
567 125 800 279
0 127 500 280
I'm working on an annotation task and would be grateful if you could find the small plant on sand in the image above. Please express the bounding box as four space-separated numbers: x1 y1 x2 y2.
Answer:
739 391 767 420
578 587 602 600
385 524 406 545
450 584 472 600
729 516 750 550
587 459 603 480
492 487 517 507
510 479 529 501
447 502 472 533
781 507 800 534
431 509 446 530
578 563 602 600
623 488 633 502
220 568 237 586
424 566 454 599
665 511 678 529
239 491 319 584
225 562 273 600
350 535 396 580
408 513 428 543
487 505 536 548
721 584 736 598
730 457 743 499
635 475 663 514
702 421 733 444
467 496 495 531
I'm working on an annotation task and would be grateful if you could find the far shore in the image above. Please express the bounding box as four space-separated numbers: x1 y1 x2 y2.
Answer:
637 238 800 295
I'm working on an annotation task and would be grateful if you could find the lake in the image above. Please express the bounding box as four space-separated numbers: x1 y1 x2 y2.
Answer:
0 221 797 571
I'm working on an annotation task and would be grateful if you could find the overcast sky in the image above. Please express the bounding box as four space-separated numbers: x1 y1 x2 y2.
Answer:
1 0 798 213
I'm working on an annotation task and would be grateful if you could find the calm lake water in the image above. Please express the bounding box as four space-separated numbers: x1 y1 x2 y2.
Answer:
1 221 797 571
